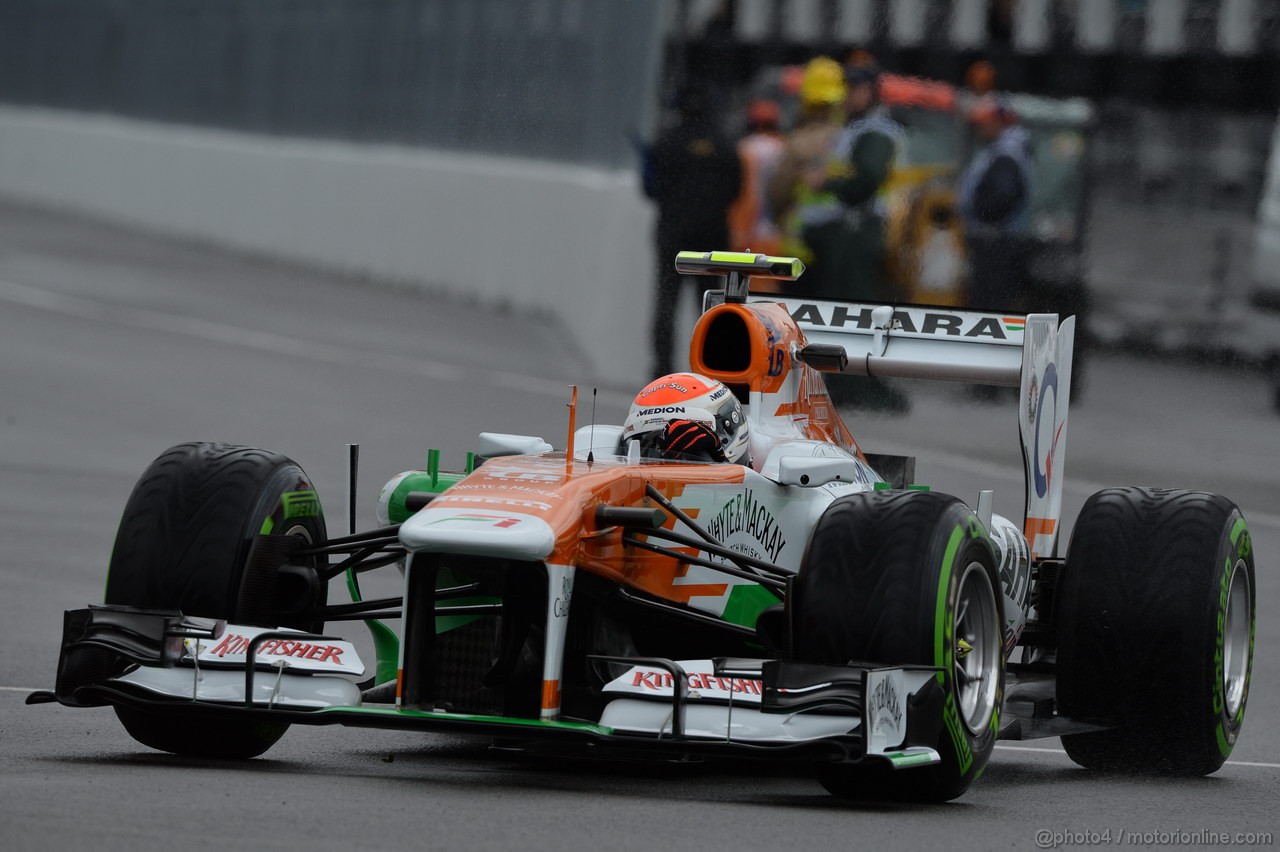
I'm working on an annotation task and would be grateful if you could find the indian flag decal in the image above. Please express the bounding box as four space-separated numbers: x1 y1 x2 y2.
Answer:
1003 316 1026 333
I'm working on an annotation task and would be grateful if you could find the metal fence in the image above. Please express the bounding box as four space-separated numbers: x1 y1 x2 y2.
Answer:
0 0 666 169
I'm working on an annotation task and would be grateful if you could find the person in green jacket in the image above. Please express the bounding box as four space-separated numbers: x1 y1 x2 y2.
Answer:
803 59 905 302
812 59 911 412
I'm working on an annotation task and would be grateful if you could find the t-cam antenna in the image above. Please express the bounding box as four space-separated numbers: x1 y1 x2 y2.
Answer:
673 251 806 303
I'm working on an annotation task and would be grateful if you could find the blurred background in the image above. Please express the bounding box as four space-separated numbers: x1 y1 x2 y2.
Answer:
0 0 1278 394
2 8 1278 842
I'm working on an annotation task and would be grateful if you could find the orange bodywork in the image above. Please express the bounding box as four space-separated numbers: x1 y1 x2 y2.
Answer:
429 453 745 605
690 300 862 457
427 298 863 609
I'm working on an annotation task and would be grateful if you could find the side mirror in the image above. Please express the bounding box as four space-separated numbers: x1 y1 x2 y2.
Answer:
797 343 848 373
477 432 554 458
777 456 860 487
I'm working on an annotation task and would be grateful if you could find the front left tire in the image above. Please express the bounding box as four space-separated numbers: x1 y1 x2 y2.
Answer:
104 442 328 758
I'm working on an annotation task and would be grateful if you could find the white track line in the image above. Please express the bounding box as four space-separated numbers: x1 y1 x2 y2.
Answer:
0 277 632 406
0 686 40 693
995 744 1280 770
996 745 1070 754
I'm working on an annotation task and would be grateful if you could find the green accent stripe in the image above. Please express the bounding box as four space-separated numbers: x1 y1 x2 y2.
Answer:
720 584 782 629
1230 517 1247 545
1216 723 1232 758
935 525 964 674
885 751 938 768
259 517 275 535
345 568 400 685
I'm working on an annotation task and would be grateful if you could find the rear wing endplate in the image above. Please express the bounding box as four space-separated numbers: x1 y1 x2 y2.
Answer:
740 295 1075 558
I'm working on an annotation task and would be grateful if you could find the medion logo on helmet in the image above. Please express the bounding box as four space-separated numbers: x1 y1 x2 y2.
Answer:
637 406 686 417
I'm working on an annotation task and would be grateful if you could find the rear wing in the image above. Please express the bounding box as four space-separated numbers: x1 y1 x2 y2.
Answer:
732 294 1075 559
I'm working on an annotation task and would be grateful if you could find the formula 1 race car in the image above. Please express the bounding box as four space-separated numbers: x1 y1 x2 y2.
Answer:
31 252 1256 802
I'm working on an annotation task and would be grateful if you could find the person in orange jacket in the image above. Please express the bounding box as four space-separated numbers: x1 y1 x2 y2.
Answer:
728 99 785 255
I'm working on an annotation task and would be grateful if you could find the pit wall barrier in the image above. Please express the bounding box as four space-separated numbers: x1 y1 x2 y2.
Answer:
0 105 663 387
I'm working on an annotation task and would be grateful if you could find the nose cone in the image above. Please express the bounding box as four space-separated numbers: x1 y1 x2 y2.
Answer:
398 507 557 561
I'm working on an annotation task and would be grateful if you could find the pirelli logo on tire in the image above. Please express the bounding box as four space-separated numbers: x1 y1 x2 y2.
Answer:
282 490 321 521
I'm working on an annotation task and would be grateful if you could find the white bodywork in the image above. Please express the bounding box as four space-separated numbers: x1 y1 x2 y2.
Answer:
765 296 1075 558
598 659 941 766
399 505 557 560
112 623 366 710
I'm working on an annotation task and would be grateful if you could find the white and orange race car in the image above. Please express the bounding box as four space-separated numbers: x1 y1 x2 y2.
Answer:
33 252 1256 802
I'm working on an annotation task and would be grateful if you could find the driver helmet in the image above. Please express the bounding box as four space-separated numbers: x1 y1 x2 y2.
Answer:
621 373 749 464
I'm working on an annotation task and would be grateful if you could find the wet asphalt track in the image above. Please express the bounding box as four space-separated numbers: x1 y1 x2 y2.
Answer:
1 201 1277 851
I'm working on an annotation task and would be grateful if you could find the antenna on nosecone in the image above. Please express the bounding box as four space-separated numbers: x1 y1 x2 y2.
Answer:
587 388 598 465
565 385 577 476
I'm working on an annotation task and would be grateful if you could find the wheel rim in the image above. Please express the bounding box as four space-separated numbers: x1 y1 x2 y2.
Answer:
1224 557 1252 719
281 522 314 545
954 561 1000 735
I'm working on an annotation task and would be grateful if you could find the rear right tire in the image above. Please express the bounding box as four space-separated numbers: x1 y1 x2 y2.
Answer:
1056 487 1255 774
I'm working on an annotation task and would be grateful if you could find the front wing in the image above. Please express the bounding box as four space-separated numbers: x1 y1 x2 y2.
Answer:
31 606 948 769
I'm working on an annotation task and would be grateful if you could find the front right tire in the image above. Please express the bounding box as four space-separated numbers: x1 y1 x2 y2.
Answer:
793 490 1004 802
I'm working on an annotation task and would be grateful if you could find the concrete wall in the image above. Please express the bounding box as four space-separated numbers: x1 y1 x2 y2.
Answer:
0 105 660 387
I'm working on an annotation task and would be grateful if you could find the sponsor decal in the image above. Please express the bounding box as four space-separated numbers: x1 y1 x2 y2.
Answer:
182 625 364 676
708 385 728 401
870 674 903 736
281 490 321 521
789 304 1011 340
1032 362 1064 499
447 483 563 499
424 513 521 528
630 670 763 695
487 469 562 483
763 321 785 377
637 406 686 417
553 573 573 618
205 633 347 664
703 489 787 562
433 495 554 511
640 381 689 397
1026 372 1039 424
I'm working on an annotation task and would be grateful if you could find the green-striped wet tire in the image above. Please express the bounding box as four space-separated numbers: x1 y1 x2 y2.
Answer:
794 490 1004 802
104 442 328 758
1056 487 1255 774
